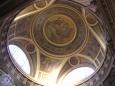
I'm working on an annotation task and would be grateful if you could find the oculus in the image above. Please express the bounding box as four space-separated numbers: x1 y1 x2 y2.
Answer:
60 67 95 86
8 45 30 74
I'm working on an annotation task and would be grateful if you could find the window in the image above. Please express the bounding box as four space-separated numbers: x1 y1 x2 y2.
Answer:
61 67 95 86
8 45 30 74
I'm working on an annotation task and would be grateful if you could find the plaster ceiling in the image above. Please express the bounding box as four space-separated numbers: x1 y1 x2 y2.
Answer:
6 0 106 86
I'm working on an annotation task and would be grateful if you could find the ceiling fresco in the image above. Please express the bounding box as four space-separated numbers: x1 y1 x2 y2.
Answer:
6 0 106 86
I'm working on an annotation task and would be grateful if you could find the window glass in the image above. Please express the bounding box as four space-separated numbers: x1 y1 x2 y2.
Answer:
61 67 95 86
8 45 30 74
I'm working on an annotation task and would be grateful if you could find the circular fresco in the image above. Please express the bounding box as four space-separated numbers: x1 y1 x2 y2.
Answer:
32 4 88 57
43 14 76 46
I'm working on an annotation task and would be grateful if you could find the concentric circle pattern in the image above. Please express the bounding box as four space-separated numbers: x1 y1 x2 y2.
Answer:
32 4 88 57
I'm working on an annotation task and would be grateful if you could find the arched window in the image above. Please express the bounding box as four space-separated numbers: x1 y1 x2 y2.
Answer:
8 45 30 74
61 67 95 86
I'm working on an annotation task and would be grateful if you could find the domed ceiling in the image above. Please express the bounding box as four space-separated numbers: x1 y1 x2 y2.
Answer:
6 0 106 86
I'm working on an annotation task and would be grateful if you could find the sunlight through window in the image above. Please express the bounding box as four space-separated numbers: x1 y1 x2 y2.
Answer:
8 45 30 74
61 67 95 86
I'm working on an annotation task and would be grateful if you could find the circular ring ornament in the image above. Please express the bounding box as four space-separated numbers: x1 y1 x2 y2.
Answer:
86 14 98 26
32 4 88 57
34 0 55 10
26 43 35 53
69 56 79 66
